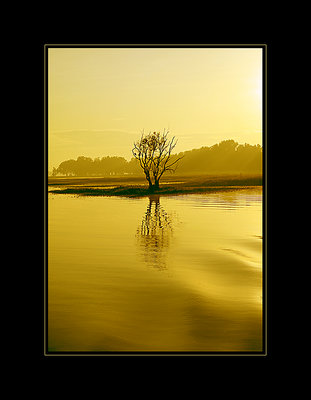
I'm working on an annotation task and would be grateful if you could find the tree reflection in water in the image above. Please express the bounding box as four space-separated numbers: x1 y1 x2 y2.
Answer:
136 196 174 270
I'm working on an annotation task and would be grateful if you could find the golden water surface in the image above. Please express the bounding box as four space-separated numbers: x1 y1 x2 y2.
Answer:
48 188 263 352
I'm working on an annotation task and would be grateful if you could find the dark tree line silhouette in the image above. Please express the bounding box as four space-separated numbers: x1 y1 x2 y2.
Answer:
53 156 131 176
52 139 262 176
175 139 262 174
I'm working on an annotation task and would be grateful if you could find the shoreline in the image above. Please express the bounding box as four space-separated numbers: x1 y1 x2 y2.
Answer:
49 185 262 198
48 174 262 198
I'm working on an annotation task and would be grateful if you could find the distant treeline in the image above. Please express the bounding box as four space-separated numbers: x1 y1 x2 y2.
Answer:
52 139 262 176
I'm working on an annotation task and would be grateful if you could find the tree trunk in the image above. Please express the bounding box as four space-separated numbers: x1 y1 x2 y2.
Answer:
154 179 160 190
145 174 153 191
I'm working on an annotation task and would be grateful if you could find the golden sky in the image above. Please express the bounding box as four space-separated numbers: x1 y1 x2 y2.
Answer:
48 47 263 170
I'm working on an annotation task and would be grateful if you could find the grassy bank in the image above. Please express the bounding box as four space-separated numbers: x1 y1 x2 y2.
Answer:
49 174 262 198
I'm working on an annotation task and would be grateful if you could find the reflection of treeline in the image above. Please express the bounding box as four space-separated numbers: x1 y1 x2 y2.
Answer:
52 139 262 176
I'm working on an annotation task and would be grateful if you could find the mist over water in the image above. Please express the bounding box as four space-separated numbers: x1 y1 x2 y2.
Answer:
48 188 262 352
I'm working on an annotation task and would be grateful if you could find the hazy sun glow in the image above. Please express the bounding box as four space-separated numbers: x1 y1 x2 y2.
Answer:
48 47 263 171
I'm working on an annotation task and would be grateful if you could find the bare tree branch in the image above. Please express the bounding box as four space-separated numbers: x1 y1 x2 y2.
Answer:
132 130 183 190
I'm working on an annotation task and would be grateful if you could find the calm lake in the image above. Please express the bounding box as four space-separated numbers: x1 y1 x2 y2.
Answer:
48 188 263 352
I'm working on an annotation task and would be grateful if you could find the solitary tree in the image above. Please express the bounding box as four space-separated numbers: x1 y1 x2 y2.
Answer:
132 130 184 191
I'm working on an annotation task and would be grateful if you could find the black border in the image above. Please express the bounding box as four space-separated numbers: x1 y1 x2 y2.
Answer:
44 44 268 357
